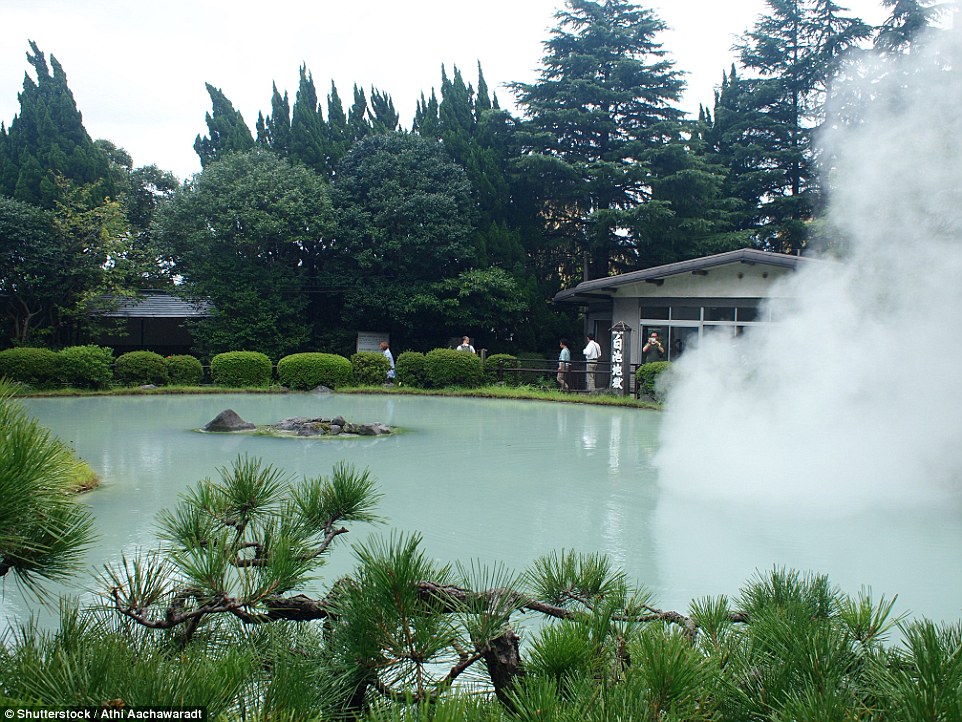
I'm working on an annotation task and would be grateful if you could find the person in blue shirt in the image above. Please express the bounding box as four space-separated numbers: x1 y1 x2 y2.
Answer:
557 338 571 390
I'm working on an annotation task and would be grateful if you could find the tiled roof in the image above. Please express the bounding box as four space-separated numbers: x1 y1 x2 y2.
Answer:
97 293 213 318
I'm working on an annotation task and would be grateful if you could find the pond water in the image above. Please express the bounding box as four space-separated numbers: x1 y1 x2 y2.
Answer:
4 393 961 628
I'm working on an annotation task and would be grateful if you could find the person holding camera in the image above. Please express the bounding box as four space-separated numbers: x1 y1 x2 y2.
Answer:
642 331 665 363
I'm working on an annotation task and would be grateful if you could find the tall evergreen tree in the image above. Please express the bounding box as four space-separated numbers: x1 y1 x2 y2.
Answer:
290 66 328 174
412 90 441 140
511 0 686 280
256 83 292 158
0 42 113 208
733 0 871 252
348 85 371 141
193 83 255 168
326 81 351 170
875 0 947 53
368 88 400 133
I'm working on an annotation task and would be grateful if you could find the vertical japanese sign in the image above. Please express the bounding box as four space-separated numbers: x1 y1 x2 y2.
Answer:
609 322 632 396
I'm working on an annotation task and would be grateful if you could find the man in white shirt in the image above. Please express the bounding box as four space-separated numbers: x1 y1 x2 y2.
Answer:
583 333 602 391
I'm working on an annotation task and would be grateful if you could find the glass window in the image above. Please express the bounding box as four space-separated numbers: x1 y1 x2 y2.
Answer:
705 306 734 321
640 306 669 320
671 305 700 320
736 306 759 322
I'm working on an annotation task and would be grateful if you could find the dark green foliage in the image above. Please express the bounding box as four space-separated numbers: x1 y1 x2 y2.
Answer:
193 83 255 168
166 354 204 386
331 133 478 349
483 353 520 385
731 0 872 252
0 347 60 388
0 606 254 711
113 350 168 386
350 351 390 386
276 352 352 390
423 348 484 388
0 386 96 598
869 619 962 721
290 66 328 174
57 345 113 389
0 42 114 208
210 351 272 388
153 148 333 358
0 196 59 344
394 351 427 388
635 361 671 399
511 0 686 279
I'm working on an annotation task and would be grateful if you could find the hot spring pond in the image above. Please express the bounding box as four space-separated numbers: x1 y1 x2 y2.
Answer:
4 393 961 627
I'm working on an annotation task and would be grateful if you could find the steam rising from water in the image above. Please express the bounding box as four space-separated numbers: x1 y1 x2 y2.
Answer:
656 26 962 511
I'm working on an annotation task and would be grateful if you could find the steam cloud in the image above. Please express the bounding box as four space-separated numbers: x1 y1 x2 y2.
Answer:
655 25 962 512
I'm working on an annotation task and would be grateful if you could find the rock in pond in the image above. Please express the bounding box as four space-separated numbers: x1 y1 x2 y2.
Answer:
203 409 256 432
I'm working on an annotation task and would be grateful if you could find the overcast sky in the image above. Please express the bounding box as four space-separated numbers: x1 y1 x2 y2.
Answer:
2 0 890 180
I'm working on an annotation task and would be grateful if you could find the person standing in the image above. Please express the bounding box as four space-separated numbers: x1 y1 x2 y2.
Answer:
557 338 571 391
456 336 476 354
583 333 602 391
379 340 395 382
642 331 665 363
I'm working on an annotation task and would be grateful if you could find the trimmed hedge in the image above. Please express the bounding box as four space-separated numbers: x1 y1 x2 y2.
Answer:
114 350 168 386
395 351 427 388
0 347 60 388
210 351 273 388
167 354 204 386
484 353 521 385
351 351 391 386
636 361 672 400
424 348 484 388
58 345 114 389
277 352 353 390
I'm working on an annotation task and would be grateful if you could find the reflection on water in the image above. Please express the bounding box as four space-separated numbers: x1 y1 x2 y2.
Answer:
4 394 961 628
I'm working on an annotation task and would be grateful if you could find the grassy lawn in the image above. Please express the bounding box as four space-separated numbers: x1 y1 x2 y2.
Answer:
17 382 660 409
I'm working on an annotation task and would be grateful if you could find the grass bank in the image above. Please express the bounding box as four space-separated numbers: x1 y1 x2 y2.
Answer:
18 383 660 409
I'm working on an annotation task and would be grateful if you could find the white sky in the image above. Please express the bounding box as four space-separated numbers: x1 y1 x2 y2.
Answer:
1 0 889 180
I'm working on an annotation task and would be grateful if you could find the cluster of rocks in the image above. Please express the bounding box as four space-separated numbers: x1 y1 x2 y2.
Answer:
201 409 392 437
270 415 392 437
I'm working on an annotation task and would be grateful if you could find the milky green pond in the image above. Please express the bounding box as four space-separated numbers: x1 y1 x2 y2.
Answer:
4 393 961 627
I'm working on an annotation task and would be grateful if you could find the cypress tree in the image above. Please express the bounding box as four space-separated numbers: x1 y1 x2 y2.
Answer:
348 85 371 142
193 83 255 168
326 81 351 170
369 88 400 134
256 83 292 158
290 66 328 174
412 90 441 140
0 42 113 208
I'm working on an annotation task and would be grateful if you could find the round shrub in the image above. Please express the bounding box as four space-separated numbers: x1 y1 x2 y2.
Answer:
114 350 168 386
167 354 204 386
210 351 273 388
58 345 114 389
423 348 484 389
484 353 521 385
0 347 60 388
395 351 427 388
277 352 353 390
636 361 672 400
351 351 391 386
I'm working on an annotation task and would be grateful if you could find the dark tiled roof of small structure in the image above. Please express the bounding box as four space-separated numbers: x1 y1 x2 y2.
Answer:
554 248 811 304
98 292 213 318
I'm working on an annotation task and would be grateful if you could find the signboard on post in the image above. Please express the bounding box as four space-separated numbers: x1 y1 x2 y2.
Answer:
357 331 388 354
609 321 632 396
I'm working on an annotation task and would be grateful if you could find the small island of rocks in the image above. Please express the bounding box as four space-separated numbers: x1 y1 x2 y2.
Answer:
201 409 394 438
